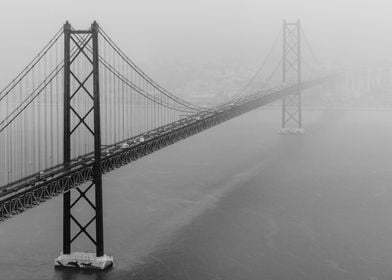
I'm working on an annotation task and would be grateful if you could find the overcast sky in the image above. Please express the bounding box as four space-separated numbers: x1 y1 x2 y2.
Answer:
0 0 391 87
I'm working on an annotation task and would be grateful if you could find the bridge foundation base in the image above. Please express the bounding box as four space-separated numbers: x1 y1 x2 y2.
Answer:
54 252 113 270
279 128 305 134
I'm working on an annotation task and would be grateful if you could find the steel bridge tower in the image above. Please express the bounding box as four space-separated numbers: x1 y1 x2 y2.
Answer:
55 21 113 270
280 20 303 134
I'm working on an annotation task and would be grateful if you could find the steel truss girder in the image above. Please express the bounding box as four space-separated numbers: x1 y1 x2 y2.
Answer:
0 76 335 222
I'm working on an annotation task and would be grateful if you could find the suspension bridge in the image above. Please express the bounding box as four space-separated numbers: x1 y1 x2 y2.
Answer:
0 20 388 269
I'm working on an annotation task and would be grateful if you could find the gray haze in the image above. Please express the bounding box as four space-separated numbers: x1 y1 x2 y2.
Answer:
1 0 392 90
3 1 392 280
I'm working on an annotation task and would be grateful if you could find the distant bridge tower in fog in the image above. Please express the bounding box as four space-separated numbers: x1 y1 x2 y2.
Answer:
281 20 303 134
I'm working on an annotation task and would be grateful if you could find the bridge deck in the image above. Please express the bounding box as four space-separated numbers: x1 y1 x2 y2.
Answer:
0 76 333 221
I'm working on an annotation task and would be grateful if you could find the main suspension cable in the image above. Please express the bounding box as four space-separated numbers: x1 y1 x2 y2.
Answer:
98 27 205 111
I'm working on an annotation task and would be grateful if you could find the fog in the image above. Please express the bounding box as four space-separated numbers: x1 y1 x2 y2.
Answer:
3 1 392 279
1 0 392 89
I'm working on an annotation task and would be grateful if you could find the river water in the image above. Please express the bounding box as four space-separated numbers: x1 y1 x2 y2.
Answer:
2 109 392 280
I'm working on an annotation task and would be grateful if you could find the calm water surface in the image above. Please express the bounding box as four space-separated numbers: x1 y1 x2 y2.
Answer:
2 109 392 280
